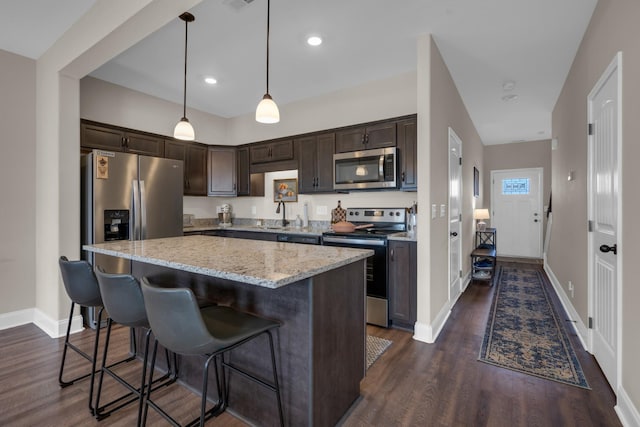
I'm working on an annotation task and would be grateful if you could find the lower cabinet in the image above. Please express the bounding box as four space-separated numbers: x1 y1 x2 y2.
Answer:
388 240 417 329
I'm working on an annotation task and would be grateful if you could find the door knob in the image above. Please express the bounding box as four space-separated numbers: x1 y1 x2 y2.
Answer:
599 244 617 255
534 219 539 222
450 232 458 237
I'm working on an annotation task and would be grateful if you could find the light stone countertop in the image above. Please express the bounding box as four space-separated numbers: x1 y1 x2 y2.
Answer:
183 224 329 236
83 235 372 289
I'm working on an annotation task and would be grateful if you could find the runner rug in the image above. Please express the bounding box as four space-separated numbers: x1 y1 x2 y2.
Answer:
367 335 392 369
478 266 590 389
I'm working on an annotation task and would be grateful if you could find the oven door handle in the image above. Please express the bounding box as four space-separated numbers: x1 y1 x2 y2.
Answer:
323 236 386 247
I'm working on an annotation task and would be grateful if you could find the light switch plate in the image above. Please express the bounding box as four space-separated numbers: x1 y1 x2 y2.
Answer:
251 206 257 215
431 204 437 219
440 204 446 217
317 205 328 215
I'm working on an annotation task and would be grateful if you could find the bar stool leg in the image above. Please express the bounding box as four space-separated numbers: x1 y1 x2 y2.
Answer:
58 302 77 387
267 331 284 427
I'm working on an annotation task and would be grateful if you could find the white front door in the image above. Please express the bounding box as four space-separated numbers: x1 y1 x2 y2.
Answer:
588 53 621 392
491 168 543 258
448 128 462 301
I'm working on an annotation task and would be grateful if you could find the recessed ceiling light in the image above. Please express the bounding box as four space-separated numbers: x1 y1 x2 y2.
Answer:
307 36 322 46
501 94 518 102
204 76 217 85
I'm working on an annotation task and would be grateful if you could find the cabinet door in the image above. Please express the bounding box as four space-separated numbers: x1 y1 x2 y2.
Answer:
335 127 366 153
297 136 318 193
236 147 250 196
365 122 396 149
81 123 125 151
269 140 294 162
315 133 335 192
185 143 208 196
208 147 237 196
389 240 417 326
397 118 417 191
250 143 272 164
125 132 164 157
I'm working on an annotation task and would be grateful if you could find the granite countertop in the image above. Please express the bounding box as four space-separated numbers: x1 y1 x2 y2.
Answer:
184 224 329 236
387 232 417 242
83 235 372 289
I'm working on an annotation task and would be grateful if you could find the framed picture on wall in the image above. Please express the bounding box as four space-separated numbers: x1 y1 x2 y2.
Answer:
274 178 298 202
473 167 480 198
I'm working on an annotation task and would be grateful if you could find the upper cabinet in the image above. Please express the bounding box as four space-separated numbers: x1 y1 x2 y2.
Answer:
335 121 396 153
81 121 164 157
397 117 417 191
250 139 294 164
237 146 265 197
165 140 207 196
207 146 236 197
298 133 335 194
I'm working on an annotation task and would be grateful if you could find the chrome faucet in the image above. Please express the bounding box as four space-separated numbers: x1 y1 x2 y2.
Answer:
276 201 288 227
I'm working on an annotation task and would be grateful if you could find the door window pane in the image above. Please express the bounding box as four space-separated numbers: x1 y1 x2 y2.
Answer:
502 178 530 195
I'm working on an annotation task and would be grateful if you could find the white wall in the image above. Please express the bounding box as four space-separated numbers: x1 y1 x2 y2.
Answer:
0 50 36 318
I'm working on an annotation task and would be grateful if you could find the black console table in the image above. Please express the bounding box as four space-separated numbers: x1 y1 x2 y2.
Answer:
471 228 497 284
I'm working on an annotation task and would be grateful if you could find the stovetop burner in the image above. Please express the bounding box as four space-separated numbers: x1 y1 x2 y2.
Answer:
323 207 407 239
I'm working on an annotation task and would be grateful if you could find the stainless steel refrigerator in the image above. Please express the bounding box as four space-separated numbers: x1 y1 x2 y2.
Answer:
81 149 184 275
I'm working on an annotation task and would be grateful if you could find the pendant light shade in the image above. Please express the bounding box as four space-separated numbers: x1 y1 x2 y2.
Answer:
174 12 195 141
256 0 279 124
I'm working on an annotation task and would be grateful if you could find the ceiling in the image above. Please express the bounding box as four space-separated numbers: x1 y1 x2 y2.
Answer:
1 0 598 145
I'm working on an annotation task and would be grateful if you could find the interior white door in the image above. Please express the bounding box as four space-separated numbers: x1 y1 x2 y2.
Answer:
448 128 462 301
588 53 620 392
491 168 543 258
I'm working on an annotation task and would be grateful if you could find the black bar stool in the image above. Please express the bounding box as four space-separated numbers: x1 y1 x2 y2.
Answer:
58 256 133 416
94 270 177 423
140 277 284 427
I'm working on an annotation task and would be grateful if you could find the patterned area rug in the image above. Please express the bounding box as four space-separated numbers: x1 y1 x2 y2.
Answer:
367 335 392 369
479 266 590 389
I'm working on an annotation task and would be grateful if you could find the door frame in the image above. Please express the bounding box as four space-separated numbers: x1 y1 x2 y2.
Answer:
448 127 463 302
587 52 623 393
490 167 544 258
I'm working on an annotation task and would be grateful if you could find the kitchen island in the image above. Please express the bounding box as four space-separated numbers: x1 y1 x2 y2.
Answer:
83 235 372 427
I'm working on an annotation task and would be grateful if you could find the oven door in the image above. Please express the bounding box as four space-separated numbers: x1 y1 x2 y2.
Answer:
322 235 388 327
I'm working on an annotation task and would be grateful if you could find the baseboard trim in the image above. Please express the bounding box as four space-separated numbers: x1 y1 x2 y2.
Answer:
0 308 35 331
0 308 83 338
616 386 640 427
543 256 589 351
413 301 451 344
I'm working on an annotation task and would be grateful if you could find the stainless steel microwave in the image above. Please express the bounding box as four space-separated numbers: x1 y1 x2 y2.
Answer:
333 147 397 190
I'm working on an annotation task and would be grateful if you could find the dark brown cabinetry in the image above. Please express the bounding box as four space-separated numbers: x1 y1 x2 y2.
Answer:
81 121 164 157
165 140 207 196
236 147 265 197
397 117 417 191
335 121 396 153
388 240 417 329
250 139 294 164
298 133 335 194
207 147 236 196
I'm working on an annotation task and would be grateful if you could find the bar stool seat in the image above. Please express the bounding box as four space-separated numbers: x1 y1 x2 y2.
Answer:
140 277 284 427
94 270 177 423
58 256 133 416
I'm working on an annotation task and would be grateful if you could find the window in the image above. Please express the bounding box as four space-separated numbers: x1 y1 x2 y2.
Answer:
502 178 530 195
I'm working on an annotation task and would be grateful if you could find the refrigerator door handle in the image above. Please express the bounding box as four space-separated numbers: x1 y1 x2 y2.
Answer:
132 179 141 240
140 180 147 240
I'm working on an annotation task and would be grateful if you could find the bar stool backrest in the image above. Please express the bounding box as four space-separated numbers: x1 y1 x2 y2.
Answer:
58 256 102 307
95 270 149 328
140 278 214 355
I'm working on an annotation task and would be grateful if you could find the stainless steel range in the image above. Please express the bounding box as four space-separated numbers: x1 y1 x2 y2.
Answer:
322 207 406 327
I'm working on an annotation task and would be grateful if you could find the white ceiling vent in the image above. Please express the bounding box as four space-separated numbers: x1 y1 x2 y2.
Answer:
223 0 255 12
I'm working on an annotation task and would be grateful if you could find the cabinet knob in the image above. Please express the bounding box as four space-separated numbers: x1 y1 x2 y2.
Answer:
450 232 458 237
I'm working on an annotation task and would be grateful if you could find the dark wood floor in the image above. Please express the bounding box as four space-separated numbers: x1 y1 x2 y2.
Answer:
0 262 621 426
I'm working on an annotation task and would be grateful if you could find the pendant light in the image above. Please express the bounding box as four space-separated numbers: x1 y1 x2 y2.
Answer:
174 12 196 140
256 0 280 124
